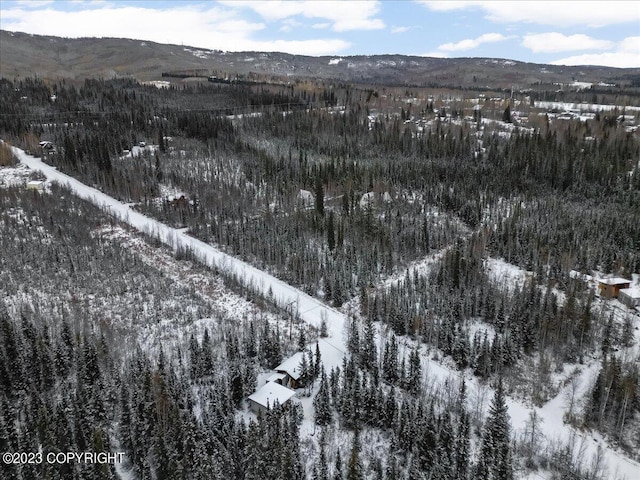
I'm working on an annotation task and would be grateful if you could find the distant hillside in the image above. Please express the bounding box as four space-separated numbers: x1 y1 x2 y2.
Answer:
2 30 639 89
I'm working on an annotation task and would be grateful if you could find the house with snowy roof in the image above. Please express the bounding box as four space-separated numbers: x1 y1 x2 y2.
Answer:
619 287 640 309
359 191 392 209
247 381 296 415
38 141 56 156
26 180 45 191
274 351 304 389
296 189 314 207
597 277 631 298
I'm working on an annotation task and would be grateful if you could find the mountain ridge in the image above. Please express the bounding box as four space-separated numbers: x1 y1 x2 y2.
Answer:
2 29 639 88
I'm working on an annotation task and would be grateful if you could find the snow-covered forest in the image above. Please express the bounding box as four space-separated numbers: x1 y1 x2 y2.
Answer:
1 74 639 479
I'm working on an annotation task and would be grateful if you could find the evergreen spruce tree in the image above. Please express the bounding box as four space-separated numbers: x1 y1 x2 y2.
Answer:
314 433 330 480
315 342 322 378
476 379 513 480
406 346 422 394
320 315 329 338
298 327 307 352
382 386 397 429
189 333 201 379
346 431 364 480
455 380 471 480
202 328 214 374
299 352 310 388
327 211 336 252
315 174 325 217
348 317 360 356
245 321 258 358
502 105 512 123
314 368 332 426
361 315 377 373
382 335 399 383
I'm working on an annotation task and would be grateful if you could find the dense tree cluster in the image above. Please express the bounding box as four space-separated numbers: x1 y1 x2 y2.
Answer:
587 356 639 451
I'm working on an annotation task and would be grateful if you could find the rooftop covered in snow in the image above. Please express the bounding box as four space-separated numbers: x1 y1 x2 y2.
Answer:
275 351 304 380
620 287 640 298
597 277 631 285
247 381 296 409
266 372 287 383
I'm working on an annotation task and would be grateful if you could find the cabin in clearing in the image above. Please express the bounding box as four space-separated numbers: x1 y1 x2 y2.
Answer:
597 277 631 298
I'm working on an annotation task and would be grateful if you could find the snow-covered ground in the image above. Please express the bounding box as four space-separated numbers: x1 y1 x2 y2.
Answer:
485 257 532 291
94 224 290 356
0 162 42 187
11 146 640 479
535 101 640 113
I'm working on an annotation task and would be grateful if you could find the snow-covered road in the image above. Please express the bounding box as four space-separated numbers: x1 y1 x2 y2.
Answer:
12 146 640 479
12 147 347 370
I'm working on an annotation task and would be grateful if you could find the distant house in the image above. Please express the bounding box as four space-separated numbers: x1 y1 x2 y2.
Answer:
26 180 45 191
296 189 314 207
557 111 578 120
359 191 392 209
38 141 56 156
359 191 376 208
617 114 635 127
274 352 304 389
619 287 640 309
247 381 296 415
569 270 594 284
170 195 188 209
597 277 631 298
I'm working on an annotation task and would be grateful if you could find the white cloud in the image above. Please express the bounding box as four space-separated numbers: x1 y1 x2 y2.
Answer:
522 33 614 53
419 1 482 12
438 33 510 52
333 17 384 32
551 36 640 67
618 36 640 53
419 1 640 27
68 0 111 5
220 0 385 31
279 18 302 32
0 5 350 55
312 22 331 29
551 52 639 68
391 26 411 34
16 0 54 7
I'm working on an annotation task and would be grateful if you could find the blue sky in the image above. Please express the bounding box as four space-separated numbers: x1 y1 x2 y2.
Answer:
1 1 639 67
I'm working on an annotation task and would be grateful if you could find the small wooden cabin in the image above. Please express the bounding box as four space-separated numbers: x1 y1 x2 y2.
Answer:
597 277 631 298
